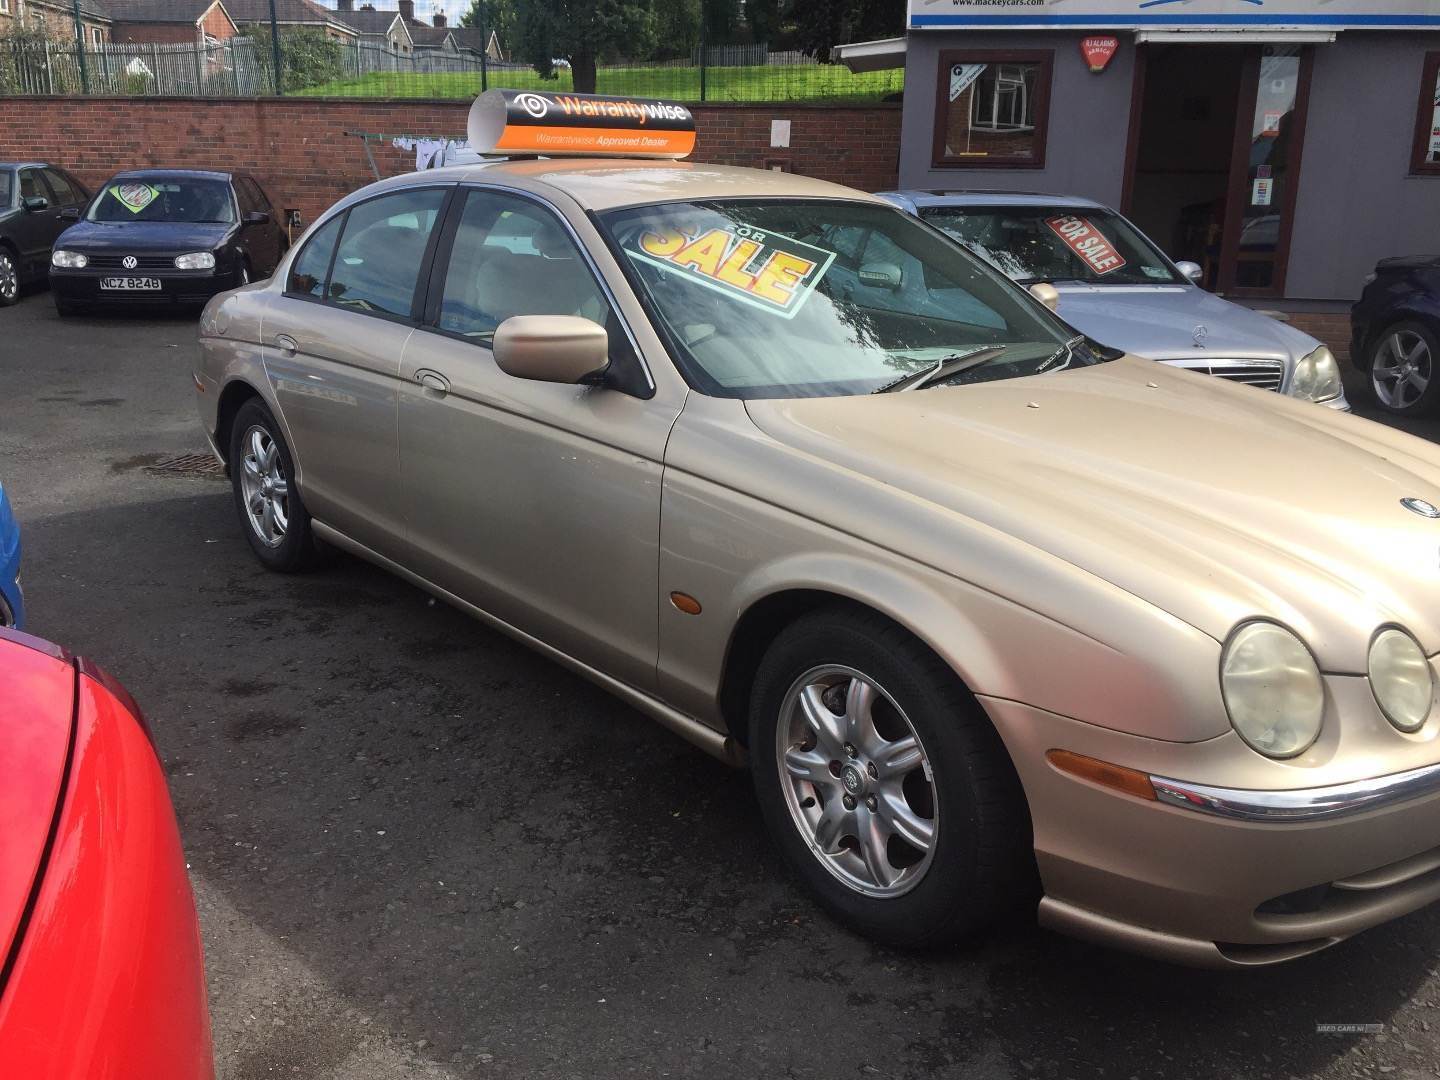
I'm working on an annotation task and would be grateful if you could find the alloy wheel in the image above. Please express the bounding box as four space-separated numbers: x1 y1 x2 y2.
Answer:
776 664 938 898
239 424 289 547
1372 329 1433 409
0 253 17 303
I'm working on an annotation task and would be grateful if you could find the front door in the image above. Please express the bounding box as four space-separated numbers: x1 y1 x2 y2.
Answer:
13 168 61 272
396 186 681 691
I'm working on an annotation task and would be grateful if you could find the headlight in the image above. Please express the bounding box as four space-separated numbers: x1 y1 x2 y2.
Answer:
1368 629 1434 733
1290 346 1342 403
175 252 216 270
1221 621 1325 758
51 250 87 269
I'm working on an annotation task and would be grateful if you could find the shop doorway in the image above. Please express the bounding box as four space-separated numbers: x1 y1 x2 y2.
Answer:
1123 43 1313 297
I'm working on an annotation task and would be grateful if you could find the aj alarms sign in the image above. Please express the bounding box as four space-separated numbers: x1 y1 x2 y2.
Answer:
908 1 1440 31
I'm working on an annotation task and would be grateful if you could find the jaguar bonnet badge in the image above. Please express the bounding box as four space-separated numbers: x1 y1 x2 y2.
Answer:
1401 497 1440 518
1192 324 1208 349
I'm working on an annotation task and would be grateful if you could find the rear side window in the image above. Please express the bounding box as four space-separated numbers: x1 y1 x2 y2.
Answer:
287 215 342 300
18 169 43 203
42 169 78 206
327 188 447 319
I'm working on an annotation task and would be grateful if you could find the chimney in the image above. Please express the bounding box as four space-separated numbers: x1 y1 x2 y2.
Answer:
336 0 353 10
432 11 445 27
397 0 414 21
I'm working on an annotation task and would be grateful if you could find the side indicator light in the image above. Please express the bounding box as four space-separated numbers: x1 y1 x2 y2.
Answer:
669 591 702 615
1046 749 1157 801
193 372 206 392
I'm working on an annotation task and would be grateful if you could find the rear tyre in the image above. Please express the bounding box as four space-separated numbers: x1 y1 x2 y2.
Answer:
0 248 19 307
228 398 324 573
1369 320 1440 416
749 606 1035 949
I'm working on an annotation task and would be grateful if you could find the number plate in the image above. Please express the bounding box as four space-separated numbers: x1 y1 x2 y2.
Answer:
100 276 162 291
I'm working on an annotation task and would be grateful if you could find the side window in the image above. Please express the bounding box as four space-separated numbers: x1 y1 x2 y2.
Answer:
18 169 44 204
437 189 611 341
286 214 343 300
327 187 448 319
233 180 256 215
247 179 273 211
42 169 77 206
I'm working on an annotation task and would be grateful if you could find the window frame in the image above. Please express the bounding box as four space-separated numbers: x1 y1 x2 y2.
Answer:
16 167 47 206
1411 51 1440 177
931 49 1054 171
281 184 457 329
417 181 655 399
40 167 78 207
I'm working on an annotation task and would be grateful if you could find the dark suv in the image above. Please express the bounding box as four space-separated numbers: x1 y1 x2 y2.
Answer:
0 162 90 306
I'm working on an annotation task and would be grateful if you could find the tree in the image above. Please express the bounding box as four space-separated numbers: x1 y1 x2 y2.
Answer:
745 0 784 46
788 0 903 62
494 0 657 94
654 0 700 61
460 0 520 59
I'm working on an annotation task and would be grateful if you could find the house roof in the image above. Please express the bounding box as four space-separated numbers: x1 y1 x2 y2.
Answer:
224 0 353 32
406 24 450 47
27 0 113 21
102 0 226 24
447 26 488 52
334 7 403 34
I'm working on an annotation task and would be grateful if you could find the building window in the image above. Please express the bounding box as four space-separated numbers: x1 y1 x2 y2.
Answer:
932 50 1053 169
0 0 10 16
1413 52 1440 176
91 26 103 46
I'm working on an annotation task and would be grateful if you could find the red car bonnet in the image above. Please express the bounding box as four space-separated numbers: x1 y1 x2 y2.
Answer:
0 631 75 977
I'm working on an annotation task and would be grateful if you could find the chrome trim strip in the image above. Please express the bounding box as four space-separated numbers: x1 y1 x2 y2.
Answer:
1150 761 1440 822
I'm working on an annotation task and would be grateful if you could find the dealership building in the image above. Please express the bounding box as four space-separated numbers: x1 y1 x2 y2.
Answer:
839 1 1440 312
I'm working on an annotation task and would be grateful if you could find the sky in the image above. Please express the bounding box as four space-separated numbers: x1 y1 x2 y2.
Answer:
321 0 473 29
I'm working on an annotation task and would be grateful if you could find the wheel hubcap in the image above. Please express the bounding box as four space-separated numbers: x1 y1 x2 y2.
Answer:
0 255 16 301
1373 331 1432 409
239 424 289 547
776 665 938 898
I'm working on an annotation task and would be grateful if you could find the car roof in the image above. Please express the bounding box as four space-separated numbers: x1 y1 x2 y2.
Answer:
0 162 50 171
882 189 1114 212
378 158 887 212
109 168 234 183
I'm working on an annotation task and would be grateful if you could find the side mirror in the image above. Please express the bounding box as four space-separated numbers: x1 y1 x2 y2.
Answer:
59 206 81 222
1174 260 1203 284
858 261 903 290
22 195 48 213
1029 282 1060 312
493 315 609 385
243 210 271 226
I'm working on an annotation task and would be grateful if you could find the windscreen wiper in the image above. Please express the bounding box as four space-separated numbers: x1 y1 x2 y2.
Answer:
872 346 1009 394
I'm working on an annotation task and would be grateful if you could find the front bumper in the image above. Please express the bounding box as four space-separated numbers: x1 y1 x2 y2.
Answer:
49 264 242 306
987 695 1440 968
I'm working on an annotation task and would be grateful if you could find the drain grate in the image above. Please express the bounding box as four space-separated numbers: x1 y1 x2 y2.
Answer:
145 452 227 480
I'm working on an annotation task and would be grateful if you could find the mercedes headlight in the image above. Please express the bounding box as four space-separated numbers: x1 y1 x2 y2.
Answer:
175 251 216 270
51 250 87 269
1221 622 1325 758
1368 629 1434 733
1290 346 1342 403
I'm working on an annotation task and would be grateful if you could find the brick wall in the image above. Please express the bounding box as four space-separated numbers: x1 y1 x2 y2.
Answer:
0 96 900 227
1286 312 1353 364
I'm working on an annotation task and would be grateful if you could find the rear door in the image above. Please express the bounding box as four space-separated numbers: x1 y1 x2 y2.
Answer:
263 185 452 560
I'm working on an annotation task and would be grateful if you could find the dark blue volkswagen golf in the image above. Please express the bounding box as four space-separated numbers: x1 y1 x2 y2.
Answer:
1352 255 1440 416
48 169 288 315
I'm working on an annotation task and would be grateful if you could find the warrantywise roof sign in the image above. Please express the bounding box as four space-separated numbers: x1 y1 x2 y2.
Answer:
908 0 1440 31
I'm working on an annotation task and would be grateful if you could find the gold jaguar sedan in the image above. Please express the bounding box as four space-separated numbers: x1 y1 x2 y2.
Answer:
195 95 1440 968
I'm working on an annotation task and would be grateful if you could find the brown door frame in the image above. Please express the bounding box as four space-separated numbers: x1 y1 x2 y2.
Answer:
1119 43 1149 216
1216 45 1315 298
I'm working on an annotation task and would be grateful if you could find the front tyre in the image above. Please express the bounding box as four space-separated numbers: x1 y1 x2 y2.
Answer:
0 249 19 307
228 398 324 573
1369 320 1440 416
750 607 1034 948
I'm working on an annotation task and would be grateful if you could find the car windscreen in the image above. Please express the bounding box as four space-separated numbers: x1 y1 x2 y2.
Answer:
0 171 11 208
920 206 1181 286
601 199 1085 399
87 178 235 224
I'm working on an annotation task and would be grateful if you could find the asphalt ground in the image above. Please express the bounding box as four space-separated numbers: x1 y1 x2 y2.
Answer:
4 284 1440 1080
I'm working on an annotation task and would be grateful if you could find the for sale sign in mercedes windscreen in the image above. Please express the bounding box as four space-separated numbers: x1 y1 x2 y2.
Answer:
908 1 1440 31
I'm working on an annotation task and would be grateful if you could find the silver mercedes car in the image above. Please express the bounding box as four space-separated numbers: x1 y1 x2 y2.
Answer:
879 191 1347 410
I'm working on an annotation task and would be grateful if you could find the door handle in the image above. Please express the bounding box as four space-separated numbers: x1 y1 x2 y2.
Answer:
416 369 450 395
274 334 298 356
